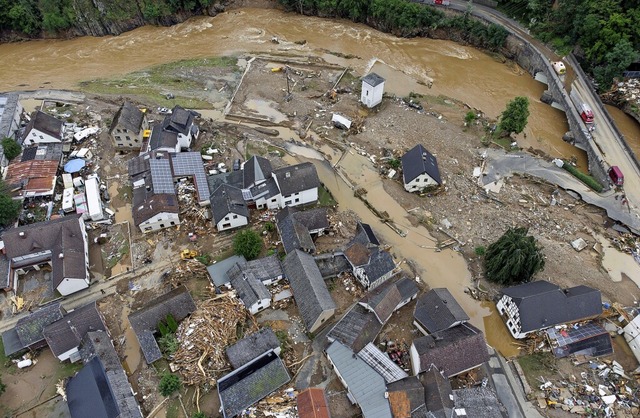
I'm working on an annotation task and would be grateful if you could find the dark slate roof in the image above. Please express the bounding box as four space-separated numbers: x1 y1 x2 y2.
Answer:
2 216 88 289
282 250 336 332
218 350 290 418
162 106 195 136
273 162 319 197
413 323 489 377
401 144 442 185
501 281 602 333
314 253 351 279
43 301 106 359
277 207 329 254
352 222 380 247
328 304 382 352
387 376 426 418
414 288 470 334
2 302 65 355
110 102 145 135
325 341 392 418
206 255 247 287
250 177 280 201
396 276 420 301
363 248 396 282
362 72 385 88
276 207 329 231
225 328 280 369
452 387 506 418
22 111 63 141
21 143 64 162
148 127 178 151
0 252 10 291
128 154 151 177
228 263 271 310
420 365 454 418
128 286 196 364
211 184 249 224
208 171 244 196
77 330 143 418
67 356 121 418
132 190 179 227
243 156 273 189
360 277 403 323
297 388 331 418
244 255 283 283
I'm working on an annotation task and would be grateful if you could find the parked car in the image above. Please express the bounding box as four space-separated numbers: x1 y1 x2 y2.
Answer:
609 166 624 186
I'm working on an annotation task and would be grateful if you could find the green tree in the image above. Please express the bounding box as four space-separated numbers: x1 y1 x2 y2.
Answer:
166 314 178 333
464 111 477 125
484 227 545 286
498 96 529 137
592 39 638 89
192 412 207 418
158 334 179 355
158 373 182 396
158 321 170 337
2 138 21 161
233 229 263 260
0 184 20 227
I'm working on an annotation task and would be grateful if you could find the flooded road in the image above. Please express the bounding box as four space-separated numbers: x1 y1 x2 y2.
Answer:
0 8 613 168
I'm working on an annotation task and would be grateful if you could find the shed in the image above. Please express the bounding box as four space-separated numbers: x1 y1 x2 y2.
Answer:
546 322 613 359
361 73 385 108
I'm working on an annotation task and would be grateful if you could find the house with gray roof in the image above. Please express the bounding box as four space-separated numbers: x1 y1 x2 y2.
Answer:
277 207 329 254
225 327 281 369
128 285 196 364
413 288 469 335
496 280 602 339
272 162 319 208
110 101 149 150
328 303 383 353
207 255 247 288
282 250 336 333
410 323 489 377
228 262 271 314
401 144 442 193
218 350 290 418
358 342 408 383
147 106 198 153
325 341 392 418
68 330 142 418
21 110 64 146
44 301 107 362
360 276 419 324
361 72 385 108
251 177 281 209
386 376 427 418
243 155 273 190
1 215 90 296
344 242 396 290
2 302 65 356
211 184 249 231
243 254 283 285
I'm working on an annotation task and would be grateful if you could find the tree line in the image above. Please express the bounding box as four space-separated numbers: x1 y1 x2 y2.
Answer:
278 0 509 51
497 0 640 90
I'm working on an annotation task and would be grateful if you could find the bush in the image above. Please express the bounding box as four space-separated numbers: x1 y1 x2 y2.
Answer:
159 373 182 396
158 321 170 337
192 412 208 418
465 111 477 125
158 334 179 356
233 229 263 260
561 162 603 192
2 138 21 160
166 314 178 333
474 246 486 256
388 158 401 169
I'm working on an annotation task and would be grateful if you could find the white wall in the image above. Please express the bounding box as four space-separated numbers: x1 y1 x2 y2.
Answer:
177 133 191 150
256 194 281 210
404 173 439 192
624 316 640 363
57 277 89 296
279 188 318 209
24 129 61 146
248 298 271 315
361 82 384 108
216 213 248 231
410 343 420 375
139 212 181 233
496 296 527 339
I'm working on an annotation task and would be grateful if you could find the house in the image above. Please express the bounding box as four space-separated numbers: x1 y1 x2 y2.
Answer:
67 330 142 418
218 350 290 418
211 184 249 231
4 143 63 199
360 276 419 324
277 207 329 254
206 255 247 289
128 285 196 364
344 242 396 290
147 106 199 153
361 73 385 108
251 177 281 209
496 280 603 339
451 386 506 418
148 128 180 153
325 341 393 418
109 101 149 150
43 301 107 362
401 144 442 193
227 262 271 314
328 303 383 352
282 249 336 333
546 322 613 359
623 314 640 364
0 94 23 168
386 376 427 418
272 162 319 208
2 302 65 357
413 288 469 335
242 254 284 285
410 323 489 377
358 342 408 383
1 215 90 296
225 327 281 369
21 110 64 146
297 388 331 418
243 155 273 191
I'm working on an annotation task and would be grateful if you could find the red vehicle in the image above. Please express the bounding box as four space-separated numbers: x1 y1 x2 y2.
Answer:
609 166 624 186
579 103 594 124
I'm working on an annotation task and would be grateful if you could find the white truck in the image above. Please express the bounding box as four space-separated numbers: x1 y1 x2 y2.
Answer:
85 176 104 221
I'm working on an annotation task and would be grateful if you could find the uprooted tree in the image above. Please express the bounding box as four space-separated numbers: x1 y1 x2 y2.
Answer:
498 96 530 137
484 227 545 286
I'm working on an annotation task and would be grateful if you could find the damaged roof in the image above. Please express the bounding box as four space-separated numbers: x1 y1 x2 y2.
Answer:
2 302 65 356
297 388 331 418
110 101 145 135
328 303 382 352
43 301 106 359
387 376 427 418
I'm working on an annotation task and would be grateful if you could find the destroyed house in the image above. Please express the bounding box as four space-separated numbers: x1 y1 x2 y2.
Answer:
211 184 249 232
297 388 331 418
227 262 271 314
401 144 442 193
68 330 142 418
325 341 393 418
1 215 90 296
413 288 470 335
359 276 419 324
128 286 196 364
410 323 489 377
110 101 149 150
2 302 65 356
218 350 290 418
328 303 383 353
546 322 613 359
21 110 64 146
386 376 427 418
225 327 281 369
358 342 408 384
43 301 107 362
277 207 329 254
496 280 603 339
5 143 63 198
282 250 336 333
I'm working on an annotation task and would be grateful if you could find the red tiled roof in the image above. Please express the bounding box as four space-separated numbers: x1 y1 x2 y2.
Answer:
297 388 331 418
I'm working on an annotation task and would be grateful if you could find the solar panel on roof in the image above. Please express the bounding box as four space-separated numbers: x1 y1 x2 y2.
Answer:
150 159 175 194
171 152 209 202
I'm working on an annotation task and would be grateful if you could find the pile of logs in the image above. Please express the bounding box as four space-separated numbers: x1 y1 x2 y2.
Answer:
171 294 258 386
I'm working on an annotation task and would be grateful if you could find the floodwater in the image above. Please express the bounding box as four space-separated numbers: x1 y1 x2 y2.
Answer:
595 234 640 289
606 104 640 158
120 305 142 374
482 302 522 358
0 7 615 167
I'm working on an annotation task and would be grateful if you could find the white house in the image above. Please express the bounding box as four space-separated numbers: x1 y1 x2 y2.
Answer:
361 72 385 108
401 144 442 193
623 315 640 364
228 263 272 315
110 101 149 150
21 111 64 146
211 185 249 232
272 162 320 208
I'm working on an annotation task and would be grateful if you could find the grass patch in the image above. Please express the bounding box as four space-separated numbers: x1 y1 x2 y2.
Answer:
53 360 83 381
318 184 337 207
117 183 133 202
214 248 235 263
562 162 604 192
165 398 181 418
517 352 557 384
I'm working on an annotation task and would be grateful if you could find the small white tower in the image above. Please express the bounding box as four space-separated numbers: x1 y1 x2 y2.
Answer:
361 72 385 108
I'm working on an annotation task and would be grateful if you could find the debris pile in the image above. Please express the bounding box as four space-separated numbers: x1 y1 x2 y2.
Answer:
171 294 258 386
242 388 298 418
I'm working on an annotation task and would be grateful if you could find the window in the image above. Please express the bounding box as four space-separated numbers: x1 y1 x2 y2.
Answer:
366 90 369 96
295 198 300 203
285 200 291 205
170 221 175 226
144 227 152 231
160 224 165 228
126 136 131 140
223 223 231 228
233 215 238 219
